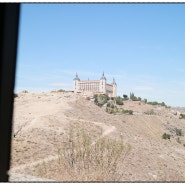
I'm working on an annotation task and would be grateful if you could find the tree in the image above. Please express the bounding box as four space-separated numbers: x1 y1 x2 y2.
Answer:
94 94 109 107
123 94 128 100
130 92 134 100
115 96 123 105
143 99 147 103
137 97 141 101
130 92 139 101
161 102 166 106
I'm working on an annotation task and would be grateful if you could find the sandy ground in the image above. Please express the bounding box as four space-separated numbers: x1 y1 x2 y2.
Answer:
9 91 185 181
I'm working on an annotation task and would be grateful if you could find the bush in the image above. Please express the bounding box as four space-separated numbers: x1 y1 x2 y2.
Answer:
147 101 159 105
56 128 131 181
94 94 109 107
175 128 183 136
129 92 139 101
115 96 123 105
162 133 171 140
161 102 166 106
147 101 167 107
128 110 133 115
179 114 185 119
122 109 133 115
110 104 115 109
137 97 141 101
57 89 66 92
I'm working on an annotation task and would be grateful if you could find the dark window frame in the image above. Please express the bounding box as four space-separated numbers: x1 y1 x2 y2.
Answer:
0 3 20 182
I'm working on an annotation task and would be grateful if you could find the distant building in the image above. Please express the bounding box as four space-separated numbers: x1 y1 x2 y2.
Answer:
73 72 117 97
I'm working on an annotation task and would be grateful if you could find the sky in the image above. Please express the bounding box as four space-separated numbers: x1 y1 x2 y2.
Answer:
15 3 185 107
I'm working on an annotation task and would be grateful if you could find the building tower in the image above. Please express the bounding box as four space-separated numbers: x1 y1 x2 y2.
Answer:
112 78 117 97
73 73 80 93
99 72 106 93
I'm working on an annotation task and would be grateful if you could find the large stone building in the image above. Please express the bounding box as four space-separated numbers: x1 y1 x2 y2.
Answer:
73 72 117 97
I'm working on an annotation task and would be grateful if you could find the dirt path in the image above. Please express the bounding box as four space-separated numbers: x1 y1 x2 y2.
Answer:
10 118 116 174
9 172 55 182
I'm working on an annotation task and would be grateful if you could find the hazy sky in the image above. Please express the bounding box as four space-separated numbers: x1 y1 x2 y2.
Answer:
15 3 185 107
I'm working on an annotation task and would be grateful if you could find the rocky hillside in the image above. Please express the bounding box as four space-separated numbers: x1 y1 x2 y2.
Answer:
10 91 185 181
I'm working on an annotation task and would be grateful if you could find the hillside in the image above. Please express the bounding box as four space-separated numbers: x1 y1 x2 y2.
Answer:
10 91 185 181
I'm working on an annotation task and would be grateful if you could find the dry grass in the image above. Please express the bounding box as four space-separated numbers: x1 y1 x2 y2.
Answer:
34 128 131 181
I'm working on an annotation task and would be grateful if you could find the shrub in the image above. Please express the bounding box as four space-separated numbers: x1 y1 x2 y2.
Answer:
57 89 66 92
115 96 123 105
129 92 138 101
147 101 167 107
147 101 158 105
161 102 166 106
179 114 185 119
122 109 133 115
175 128 183 136
137 97 141 101
110 104 115 109
56 128 131 181
94 94 109 107
162 133 171 140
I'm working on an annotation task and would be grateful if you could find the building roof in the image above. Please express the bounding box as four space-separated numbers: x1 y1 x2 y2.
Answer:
73 73 80 81
112 78 117 85
79 80 100 83
100 72 106 80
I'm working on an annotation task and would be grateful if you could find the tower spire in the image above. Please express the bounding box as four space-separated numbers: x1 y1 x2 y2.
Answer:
100 71 106 80
74 72 80 81
113 77 115 83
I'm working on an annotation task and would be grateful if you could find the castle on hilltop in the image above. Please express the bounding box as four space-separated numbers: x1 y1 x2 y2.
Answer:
73 72 117 97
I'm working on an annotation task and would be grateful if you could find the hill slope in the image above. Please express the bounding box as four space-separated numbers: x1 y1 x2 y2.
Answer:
10 92 185 181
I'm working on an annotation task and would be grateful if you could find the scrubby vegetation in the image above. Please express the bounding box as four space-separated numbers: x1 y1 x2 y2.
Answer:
94 94 109 107
147 101 171 109
147 101 166 106
175 128 183 136
51 89 66 93
179 114 185 119
106 104 133 115
162 133 171 140
130 92 139 101
128 92 171 109
57 89 66 92
115 96 124 105
56 128 131 181
93 94 134 115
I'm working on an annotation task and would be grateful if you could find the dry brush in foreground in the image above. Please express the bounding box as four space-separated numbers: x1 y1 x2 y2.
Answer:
35 128 131 181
